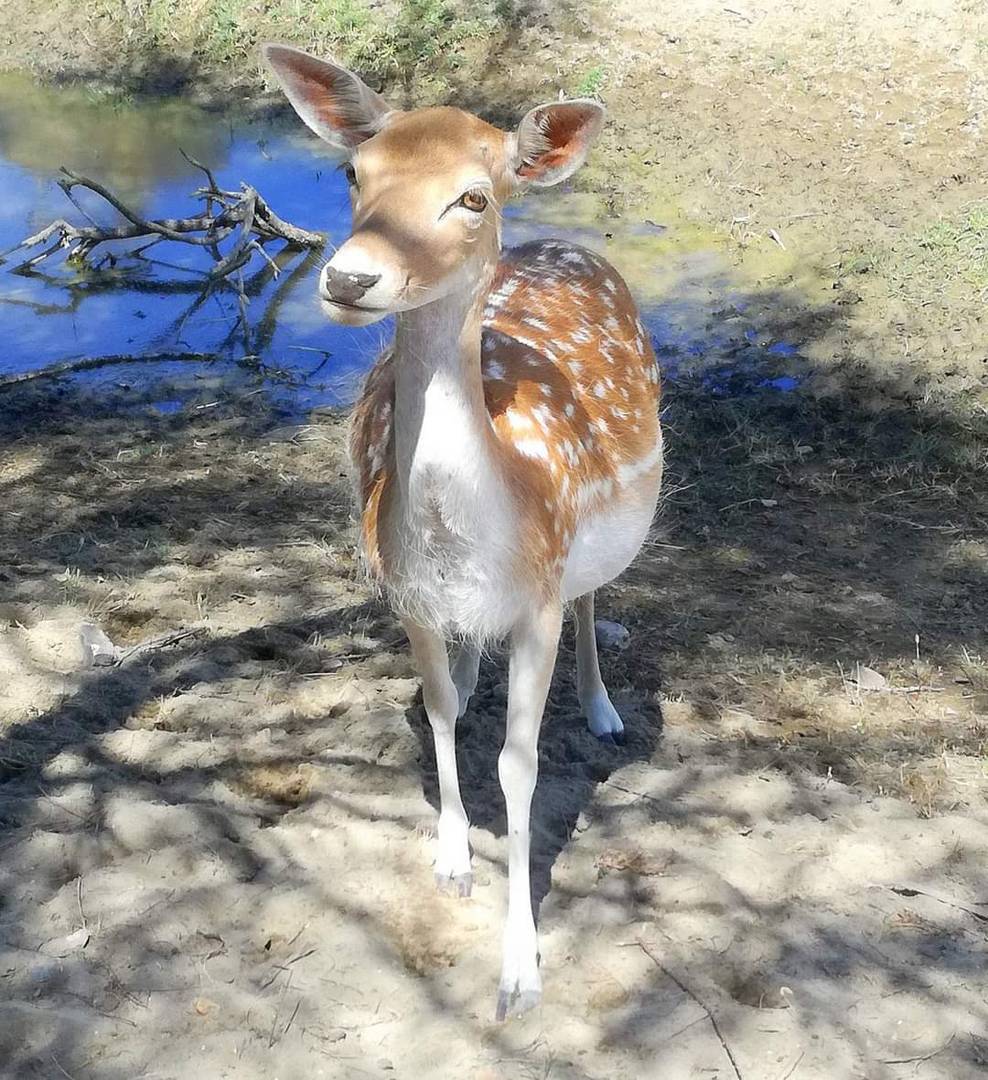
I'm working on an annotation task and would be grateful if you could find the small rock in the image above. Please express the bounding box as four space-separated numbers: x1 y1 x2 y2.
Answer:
40 928 90 957
595 619 630 650
79 623 123 667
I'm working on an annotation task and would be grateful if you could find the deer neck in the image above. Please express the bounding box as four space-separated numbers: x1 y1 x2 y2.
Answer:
391 271 500 522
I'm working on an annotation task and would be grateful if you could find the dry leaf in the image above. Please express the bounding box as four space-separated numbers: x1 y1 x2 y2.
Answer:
854 664 887 691
40 928 90 957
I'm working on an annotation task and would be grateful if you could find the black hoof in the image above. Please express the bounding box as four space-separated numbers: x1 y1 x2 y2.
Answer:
597 730 625 746
495 988 540 1022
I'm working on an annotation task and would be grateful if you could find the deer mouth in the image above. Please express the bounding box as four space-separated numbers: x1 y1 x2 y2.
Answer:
321 296 386 312
320 296 390 326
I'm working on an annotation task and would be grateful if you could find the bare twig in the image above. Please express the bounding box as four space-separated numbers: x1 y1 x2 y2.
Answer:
50 1056 78 1080
115 626 207 665
889 884 988 923
778 1051 805 1080
637 940 744 1080
882 1032 955 1064
77 876 87 931
180 148 220 199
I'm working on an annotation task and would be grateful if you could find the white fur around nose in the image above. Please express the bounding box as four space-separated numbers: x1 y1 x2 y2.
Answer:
323 242 401 309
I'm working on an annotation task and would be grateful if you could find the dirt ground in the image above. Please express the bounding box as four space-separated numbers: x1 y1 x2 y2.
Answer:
2 1 988 1078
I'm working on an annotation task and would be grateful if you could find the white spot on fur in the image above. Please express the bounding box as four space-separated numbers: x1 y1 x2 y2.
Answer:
516 438 549 460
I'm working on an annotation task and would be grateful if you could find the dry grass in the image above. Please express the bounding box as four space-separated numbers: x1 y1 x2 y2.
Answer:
232 762 316 806
0 0 538 98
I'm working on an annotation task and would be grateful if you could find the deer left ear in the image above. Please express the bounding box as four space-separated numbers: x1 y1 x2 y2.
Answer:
511 100 605 188
262 43 395 153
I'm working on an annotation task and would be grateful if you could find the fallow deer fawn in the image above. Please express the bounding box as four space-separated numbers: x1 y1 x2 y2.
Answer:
264 44 662 1020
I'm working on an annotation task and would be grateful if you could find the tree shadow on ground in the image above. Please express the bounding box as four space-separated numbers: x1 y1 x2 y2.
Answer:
0 270 987 1074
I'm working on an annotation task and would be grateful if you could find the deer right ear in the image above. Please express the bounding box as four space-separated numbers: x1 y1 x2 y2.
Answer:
262 44 396 153
511 100 605 188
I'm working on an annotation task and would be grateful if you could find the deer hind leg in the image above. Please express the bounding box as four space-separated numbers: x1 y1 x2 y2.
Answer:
574 591 625 744
496 599 562 1021
404 619 472 896
450 642 481 718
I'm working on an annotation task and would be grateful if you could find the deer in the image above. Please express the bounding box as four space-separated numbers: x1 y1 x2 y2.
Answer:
263 44 663 1020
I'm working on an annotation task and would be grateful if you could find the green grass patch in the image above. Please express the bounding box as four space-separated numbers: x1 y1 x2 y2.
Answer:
878 201 988 301
914 203 988 291
81 0 508 94
573 65 605 98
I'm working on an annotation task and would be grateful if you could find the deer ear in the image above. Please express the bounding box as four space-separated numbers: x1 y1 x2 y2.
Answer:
261 43 396 153
512 100 605 188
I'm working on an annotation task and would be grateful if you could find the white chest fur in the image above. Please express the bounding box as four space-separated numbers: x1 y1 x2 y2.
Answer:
389 307 524 640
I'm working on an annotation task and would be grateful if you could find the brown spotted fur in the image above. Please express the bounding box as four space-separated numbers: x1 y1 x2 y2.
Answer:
349 238 661 586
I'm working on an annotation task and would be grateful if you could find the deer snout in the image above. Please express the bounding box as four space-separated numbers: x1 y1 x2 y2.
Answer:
320 265 382 306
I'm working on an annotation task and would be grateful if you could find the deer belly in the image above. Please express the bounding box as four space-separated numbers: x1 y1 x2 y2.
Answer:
561 465 662 602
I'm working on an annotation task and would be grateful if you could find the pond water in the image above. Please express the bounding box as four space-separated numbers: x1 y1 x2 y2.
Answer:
0 73 805 417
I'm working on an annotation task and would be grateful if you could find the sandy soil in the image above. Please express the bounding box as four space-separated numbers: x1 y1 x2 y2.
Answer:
1 367 986 1079
2 2 988 1078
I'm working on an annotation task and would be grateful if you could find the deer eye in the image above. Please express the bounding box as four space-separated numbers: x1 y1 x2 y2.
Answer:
459 189 488 213
343 163 358 188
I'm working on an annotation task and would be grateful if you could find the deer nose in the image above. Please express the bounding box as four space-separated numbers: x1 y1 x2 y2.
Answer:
321 265 382 305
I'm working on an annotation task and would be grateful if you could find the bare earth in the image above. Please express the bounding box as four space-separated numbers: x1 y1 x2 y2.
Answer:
2 2 988 1078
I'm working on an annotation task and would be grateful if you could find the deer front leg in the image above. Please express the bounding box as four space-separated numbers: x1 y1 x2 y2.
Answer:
496 599 562 1020
404 619 472 896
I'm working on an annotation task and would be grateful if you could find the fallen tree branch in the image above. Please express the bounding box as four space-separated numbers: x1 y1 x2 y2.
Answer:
0 351 228 390
79 622 207 668
2 164 323 280
889 884 988 923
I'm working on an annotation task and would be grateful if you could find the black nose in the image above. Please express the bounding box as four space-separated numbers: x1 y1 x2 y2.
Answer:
322 266 381 305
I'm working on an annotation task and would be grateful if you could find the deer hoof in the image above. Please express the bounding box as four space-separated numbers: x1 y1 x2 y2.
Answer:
435 871 472 898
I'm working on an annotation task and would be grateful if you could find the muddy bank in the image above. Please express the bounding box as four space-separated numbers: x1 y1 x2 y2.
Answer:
4 1 986 409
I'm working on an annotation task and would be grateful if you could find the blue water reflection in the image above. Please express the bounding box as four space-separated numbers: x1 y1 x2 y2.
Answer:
0 77 802 416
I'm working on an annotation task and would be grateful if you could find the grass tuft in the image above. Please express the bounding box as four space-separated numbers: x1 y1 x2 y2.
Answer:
915 203 988 291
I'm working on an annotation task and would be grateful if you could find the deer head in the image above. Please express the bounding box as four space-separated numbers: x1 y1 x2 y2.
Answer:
262 44 605 327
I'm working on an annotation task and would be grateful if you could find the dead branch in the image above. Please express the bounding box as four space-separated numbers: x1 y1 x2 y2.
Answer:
0 351 226 390
1 164 323 281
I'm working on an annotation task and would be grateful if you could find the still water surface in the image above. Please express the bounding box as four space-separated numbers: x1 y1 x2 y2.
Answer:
0 74 803 417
